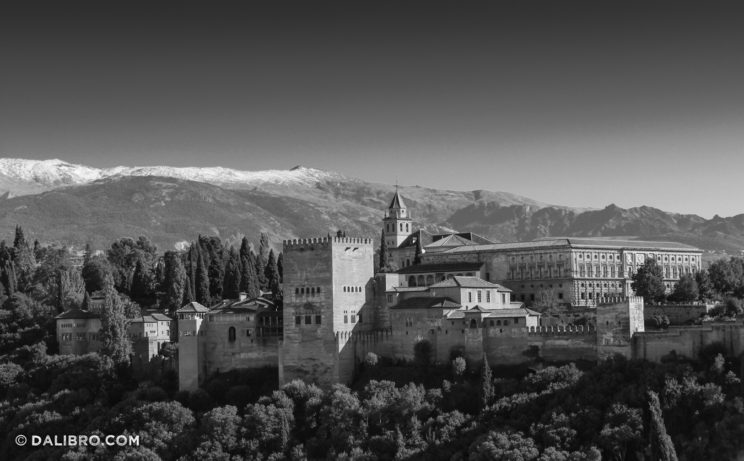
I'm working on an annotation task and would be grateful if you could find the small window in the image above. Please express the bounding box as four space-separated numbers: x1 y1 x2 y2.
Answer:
295 316 301 325
315 315 321 324
305 315 312 324
344 315 348 324
228 327 236 342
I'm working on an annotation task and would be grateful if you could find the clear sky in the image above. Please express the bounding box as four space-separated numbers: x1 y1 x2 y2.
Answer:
1 1 743 218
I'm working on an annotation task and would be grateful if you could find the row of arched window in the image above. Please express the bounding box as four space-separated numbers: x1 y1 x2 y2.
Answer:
343 286 363 293
385 223 410 233
295 286 321 295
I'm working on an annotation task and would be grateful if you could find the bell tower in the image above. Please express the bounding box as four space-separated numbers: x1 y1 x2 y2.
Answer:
383 189 413 248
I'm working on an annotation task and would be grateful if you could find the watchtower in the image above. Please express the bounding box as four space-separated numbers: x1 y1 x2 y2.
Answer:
176 302 208 391
279 235 374 386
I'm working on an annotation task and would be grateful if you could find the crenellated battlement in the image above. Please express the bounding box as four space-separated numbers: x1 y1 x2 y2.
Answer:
526 324 596 336
335 328 393 342
283 236 374 250
597 296 642 306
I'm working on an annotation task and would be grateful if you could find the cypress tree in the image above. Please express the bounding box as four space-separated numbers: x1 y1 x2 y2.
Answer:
130 258 154 305
208 256 224 301
379 229 389 272
223 247 242 300
183 275 194 305
186 243 197 305
265 249 280 296
413 232 423 265
195 250 211 306
648 391 678 461
277 252 283 283
2 261 16 295
481 354 494 411
163 251 187 313
100 274 132 365
12 225 35 291
13 225 26 250
240 251 260 300
256 233 269 291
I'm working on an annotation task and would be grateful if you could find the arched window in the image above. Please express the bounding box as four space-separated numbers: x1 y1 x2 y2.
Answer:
469 319 478 329
426 275 434 285
228 327 236 342
417 275 425 286
400 223 403 232
406 223 409 232
408 276 417 287
295 288 299 295
406 259 410 267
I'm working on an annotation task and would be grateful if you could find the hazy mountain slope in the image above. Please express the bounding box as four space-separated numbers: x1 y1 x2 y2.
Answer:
0 176 456 249
0 158 743 253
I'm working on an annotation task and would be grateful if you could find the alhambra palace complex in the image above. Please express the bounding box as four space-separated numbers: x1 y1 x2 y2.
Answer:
57 192 744 391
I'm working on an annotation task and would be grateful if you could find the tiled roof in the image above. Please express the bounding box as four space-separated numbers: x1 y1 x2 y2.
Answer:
397 230 433 249
56 309 100 320
440 237 701 253
391 296 461 310
485 308 541 317
389 191 407 209
208 296 277 313
446 307 540 319
425 234 479 248
396 262 483 275
151 313 172 321
429 276 509 290
393 286 429 292
177 302 210 313
131 313 172 323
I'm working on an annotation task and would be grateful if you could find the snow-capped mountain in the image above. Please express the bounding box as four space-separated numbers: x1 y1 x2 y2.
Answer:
0 158 342 197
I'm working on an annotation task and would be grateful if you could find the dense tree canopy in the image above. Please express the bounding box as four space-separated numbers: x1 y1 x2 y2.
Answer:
631 259 666 305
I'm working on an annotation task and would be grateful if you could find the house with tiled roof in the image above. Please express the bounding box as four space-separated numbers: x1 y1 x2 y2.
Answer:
56 309 103 355
129 312 174 362
56 307 173 361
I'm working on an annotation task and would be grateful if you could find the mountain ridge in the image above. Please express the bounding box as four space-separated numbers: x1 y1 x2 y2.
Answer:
0 158 742 255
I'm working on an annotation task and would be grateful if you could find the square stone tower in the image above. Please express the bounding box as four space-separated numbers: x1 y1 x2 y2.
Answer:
279 235 374 386
177 302 209 391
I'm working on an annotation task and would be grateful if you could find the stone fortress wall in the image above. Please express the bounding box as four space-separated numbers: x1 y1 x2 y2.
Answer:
345 297 641 372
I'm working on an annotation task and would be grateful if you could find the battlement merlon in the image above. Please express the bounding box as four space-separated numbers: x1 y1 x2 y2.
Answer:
596 296 644 306
283 236 374 250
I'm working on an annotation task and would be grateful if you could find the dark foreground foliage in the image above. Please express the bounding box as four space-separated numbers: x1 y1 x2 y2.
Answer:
1 348 743 460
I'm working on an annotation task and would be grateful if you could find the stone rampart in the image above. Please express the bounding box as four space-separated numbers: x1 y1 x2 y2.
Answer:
644 304 708 325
